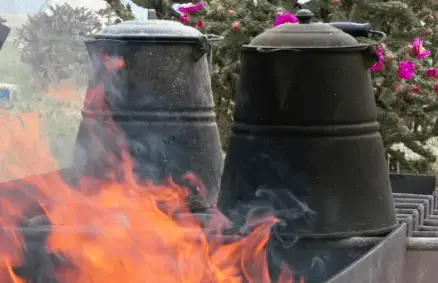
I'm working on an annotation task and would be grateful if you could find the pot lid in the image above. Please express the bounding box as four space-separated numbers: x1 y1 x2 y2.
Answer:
94 20 203 40
248 10 360 48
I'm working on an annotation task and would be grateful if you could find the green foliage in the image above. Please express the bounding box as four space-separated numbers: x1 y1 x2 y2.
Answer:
199 1 285 147
14 4 101 91
309 0 438 173
104 0 137 20
103 0 288 147
105 0 438 172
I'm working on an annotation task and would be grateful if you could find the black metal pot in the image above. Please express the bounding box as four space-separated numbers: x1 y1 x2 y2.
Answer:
218 10 397 238
72 20 223 210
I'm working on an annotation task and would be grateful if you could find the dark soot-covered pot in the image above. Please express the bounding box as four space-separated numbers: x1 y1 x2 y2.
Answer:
218 11 397 238
73 20 223 210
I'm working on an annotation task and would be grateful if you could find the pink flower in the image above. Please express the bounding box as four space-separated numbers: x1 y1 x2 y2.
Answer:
370 48 384 72
180 13 190 24
273 12 298 27
398 61 415 80
231 21 241 31
195 17 204 29
178 2 204 13
426 68 438 78
412 37 430 59
434 80 438 94
410 85 421 94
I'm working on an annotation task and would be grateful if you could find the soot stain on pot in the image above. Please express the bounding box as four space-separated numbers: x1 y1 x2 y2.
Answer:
73 20 224 210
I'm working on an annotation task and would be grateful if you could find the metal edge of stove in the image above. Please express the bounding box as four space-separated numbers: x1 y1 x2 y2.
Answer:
320 191 438 283
393 192 435 236
393 191 438 283
2 174 438 282
325 224 406 283
404 238 438 283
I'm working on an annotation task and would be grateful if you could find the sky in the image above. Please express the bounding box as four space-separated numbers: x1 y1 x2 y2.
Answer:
0 0 149 19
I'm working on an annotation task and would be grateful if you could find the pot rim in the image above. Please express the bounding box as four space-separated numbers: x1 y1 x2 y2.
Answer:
242 44 371 52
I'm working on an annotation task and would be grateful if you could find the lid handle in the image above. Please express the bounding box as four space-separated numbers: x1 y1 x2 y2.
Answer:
329 22 372 38
296 9 314 24
295 8 387 45
329 22 387 45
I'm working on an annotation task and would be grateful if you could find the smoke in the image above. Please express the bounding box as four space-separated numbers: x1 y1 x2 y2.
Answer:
0 2 110 178
0 5 354 282
228 187 316 242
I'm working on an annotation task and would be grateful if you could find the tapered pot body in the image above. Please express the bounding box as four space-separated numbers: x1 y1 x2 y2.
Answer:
72 21 223 209
218 46 397 238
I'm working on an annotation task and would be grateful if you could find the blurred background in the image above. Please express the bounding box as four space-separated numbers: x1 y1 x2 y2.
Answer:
0 0 115 180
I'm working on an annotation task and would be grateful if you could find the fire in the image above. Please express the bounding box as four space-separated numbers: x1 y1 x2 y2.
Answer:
45 83 84 104
0 54 303 282
0 110 59 181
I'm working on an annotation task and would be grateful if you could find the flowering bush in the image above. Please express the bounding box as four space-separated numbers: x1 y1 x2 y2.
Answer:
371 37 436 92
105 0 438 172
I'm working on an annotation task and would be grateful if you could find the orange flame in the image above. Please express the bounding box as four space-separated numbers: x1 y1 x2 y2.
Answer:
0 54 304 283
45 83 84 104
99 54 126 73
